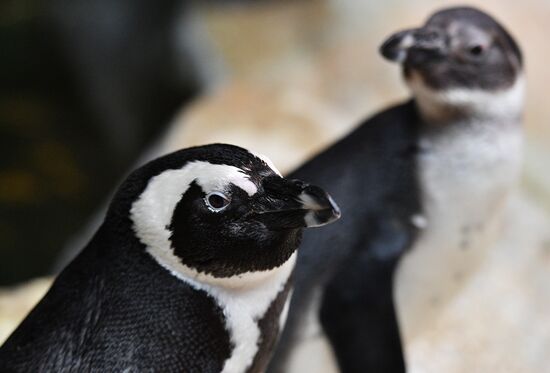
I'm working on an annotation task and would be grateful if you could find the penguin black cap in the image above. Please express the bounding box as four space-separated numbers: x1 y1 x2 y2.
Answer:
380 6 523 91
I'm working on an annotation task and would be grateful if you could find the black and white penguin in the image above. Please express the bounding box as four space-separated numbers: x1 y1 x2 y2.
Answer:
0 144 340 373
268 7 524 373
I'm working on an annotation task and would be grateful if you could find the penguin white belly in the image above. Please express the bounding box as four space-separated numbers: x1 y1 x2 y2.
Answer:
395 121 522 341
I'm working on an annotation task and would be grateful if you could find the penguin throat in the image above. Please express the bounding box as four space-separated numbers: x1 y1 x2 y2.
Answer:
407 71 525 124
146 243 297 291
143 243 296 373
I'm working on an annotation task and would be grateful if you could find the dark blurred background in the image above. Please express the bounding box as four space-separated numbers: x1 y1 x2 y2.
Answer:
0 0 223 284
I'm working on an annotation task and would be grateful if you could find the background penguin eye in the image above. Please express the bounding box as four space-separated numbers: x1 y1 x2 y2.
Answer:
205 192 231 212
469 45 485 56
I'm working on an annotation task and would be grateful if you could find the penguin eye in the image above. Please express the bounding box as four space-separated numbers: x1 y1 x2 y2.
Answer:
469 44 485 56
205 192 231 212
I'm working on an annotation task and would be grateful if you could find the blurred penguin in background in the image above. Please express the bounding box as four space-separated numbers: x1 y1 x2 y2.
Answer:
269 7 524 373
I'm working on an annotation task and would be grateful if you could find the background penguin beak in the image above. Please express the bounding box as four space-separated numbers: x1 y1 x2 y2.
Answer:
380 27 447 64
252 177 341 230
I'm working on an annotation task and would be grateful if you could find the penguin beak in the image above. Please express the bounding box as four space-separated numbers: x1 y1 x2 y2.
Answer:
380 27 447 64
252 177 341 230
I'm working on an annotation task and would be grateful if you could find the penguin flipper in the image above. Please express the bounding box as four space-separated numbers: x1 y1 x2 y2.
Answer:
319 252 405 373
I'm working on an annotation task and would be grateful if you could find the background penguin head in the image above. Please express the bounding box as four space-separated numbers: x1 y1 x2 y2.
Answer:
380 7 524 120
106 144 340 283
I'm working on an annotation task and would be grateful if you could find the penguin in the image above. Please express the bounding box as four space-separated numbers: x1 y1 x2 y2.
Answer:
268 7 524 373
0 144 340 373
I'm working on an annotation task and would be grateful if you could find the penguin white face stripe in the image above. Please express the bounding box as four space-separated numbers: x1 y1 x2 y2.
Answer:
130 160 257 265
192 162 258 197
251 151 282 177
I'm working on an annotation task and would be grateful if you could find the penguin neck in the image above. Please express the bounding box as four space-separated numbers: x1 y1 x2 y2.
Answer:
95 212 298 294
85 222 179 290
145 238 297 293
407 71 525 125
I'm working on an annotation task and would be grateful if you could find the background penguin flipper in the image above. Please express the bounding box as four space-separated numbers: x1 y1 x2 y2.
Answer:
319 215 414 373
320 253 405 373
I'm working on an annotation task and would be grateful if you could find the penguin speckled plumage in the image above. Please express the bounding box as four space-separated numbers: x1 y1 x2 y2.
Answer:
0 144 340 373
268 7 523 373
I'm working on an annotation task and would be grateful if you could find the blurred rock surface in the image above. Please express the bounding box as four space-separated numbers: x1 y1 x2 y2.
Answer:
0 278 51 344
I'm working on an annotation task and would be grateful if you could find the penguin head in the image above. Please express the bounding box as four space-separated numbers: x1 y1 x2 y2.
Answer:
108 144 340 284
380 7 524 120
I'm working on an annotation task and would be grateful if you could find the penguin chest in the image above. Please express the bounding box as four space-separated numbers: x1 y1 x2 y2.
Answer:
187 254 296 373
215 281 292 373
395 122 522 338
